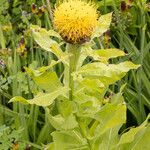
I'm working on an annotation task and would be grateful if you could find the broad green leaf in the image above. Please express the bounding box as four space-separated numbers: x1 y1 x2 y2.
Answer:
25 55 70 77
33 71 62 92
92 13 112 38
73 61 140 85
80 79 104 89
74 88 100 105
51 130 89 150
118 126 144 146
9 86 69 106
118 125 150 150
30 25 63 58
48 114 78 130
57 98 77 117
74 88 102 117
117 115 150 150
76 79 105 98
79 47 125 64
94 103 126 135
77 99 101 117
95 49 125 63
90 126 120 150
77 44 94 68
129 125 150 150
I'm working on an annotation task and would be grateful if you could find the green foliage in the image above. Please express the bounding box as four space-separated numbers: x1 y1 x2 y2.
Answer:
0 0 150 149
30 25 63 58
107 0 150 124
92 12 112 38
0 125 25 150
9 86 69 106
8 12 148 150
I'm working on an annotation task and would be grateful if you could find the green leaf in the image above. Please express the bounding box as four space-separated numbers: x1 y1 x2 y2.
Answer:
117 115 150 150
51 130 89 150
8 96 28 104
111 92 124 105
30 25 63 58
33 71 62 92
73 61 140 85
77 78 105 97
95 48 125 63
48 114 78 130
92 13 112 38
94 103 126 135
74 87 102 117
48 30 62 39
79 47 125 64
9 86 69 107
57 98 77 117
76 97 101 117
25 55 70 77
90 126 120 150
129 125 150 150
118 126 144 146
36 123 54 145
0 126 25 150
118 125 150 150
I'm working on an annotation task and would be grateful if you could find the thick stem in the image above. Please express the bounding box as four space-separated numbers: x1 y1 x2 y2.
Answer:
67 44 81 101
67 44 92 149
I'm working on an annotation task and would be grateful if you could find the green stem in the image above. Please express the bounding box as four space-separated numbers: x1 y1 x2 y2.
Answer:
138 6 146 124
67 44 81 101
46 0 54 27
67 44 92 149
0 24 5 49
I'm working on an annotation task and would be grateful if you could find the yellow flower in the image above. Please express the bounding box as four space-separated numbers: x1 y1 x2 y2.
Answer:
53 0 98 44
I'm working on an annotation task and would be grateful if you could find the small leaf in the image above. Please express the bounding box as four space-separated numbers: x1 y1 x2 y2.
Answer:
92 13 112 38
48 30 62 39
111 92 124 105
9 96 28 104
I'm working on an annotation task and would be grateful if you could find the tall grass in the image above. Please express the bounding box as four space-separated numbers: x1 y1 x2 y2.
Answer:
95 0 150 125
111 1 150 125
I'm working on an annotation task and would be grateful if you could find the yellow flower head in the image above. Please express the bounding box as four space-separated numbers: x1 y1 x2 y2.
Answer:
53 0 98 44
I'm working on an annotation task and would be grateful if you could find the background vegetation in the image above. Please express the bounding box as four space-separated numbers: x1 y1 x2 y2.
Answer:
0 0 150 149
